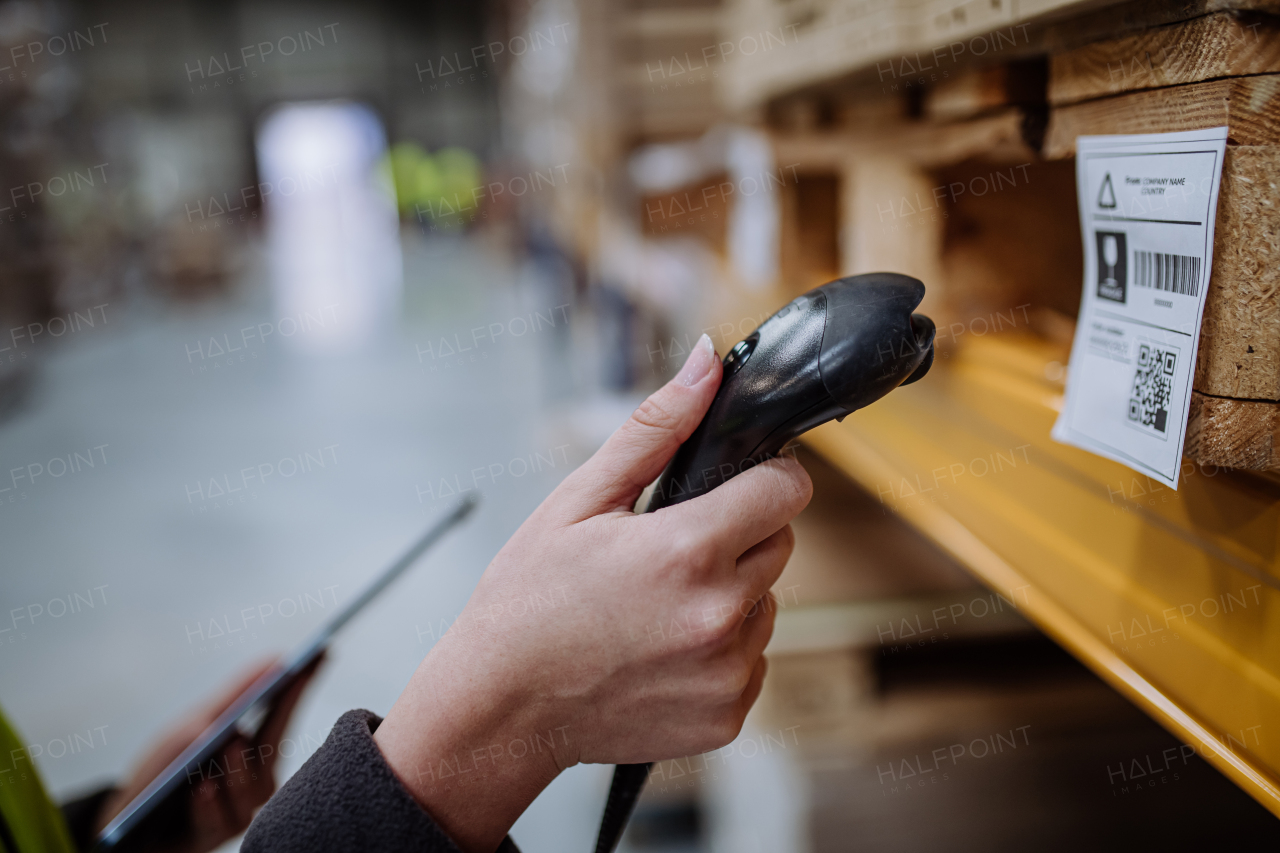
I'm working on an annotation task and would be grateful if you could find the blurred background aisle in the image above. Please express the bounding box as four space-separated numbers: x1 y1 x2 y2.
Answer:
0 4 626 848
3 0 1280 851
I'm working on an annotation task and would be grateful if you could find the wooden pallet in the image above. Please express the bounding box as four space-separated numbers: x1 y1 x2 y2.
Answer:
1045 75 1280 154
702 0 1280 823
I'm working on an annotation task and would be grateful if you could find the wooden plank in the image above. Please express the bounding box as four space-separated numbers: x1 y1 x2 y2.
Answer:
774 108 1035 170
721 0 1280 112
842 155 946 324
935 159 1084 326
885 108 1038 165
639 173 730 248
1197 145 1280 400
1049 11 1280 106
1040 0 1280 55
779 172 842 296
926 66 1016 121
719 0 1095 112
1186 391 1280 471
924 60 1047 121
1044 74 1280 157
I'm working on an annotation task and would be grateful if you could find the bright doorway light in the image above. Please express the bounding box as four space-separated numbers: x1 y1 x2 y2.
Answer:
256 102 402 351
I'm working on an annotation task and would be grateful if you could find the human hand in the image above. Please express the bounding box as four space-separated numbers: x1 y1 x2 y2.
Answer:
374 333 812 852
95 656 321 853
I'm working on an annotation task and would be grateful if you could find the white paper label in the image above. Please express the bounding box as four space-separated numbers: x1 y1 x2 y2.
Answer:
1052 127 1227 489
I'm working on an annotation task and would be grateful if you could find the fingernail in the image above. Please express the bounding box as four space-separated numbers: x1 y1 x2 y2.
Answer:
676 334 716 386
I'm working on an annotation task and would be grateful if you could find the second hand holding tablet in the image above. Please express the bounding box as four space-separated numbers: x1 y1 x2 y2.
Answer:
94 496 478 853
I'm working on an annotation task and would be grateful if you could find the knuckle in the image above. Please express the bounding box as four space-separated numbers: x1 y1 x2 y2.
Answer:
775 457 814 510
713 713 746 748
690 730 721 756
630 394 681 434
702 602 741 644
727 659 756 696
740 593 772 621
669 529 715 575
699 657 753 702
776 524 796 557
692 712 746 754
750 597 779 633
703 626 733 651
744 458 812 517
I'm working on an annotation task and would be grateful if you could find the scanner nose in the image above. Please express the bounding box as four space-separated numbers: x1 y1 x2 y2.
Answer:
817 273 934 408
909 313 935 348
901 313 935 386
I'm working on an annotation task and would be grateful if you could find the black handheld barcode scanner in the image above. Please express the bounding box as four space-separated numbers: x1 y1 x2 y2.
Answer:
594 272 936 853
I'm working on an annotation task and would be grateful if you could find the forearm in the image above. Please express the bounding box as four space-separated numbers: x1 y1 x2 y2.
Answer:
373 635 569 853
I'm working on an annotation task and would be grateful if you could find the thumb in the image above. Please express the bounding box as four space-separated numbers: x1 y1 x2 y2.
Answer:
556 334 721 521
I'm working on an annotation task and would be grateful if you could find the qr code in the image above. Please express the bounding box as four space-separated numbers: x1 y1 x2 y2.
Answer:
1128 344 1177 435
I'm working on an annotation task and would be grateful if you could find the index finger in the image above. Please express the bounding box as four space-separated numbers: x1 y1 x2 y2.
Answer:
656 453 812 561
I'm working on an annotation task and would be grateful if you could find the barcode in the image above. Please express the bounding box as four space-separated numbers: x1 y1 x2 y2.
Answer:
1133 250 1201 297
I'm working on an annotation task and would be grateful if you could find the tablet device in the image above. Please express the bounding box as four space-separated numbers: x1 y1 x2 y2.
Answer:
93 495 477 852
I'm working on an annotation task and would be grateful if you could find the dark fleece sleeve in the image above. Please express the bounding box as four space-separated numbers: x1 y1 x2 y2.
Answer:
243 709 519 853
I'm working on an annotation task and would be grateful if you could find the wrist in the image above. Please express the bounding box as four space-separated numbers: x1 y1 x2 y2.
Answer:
374 632 571 852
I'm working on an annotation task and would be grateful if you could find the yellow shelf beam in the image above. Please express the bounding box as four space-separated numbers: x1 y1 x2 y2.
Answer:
803 332 1280 817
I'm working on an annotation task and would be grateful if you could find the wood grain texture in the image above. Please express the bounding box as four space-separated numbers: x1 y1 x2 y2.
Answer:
1196 145 1280 399
774 108 1036 170
842 155 945 324
925 67 1015 122
1049 12 1280 105
924 61 1047 122
1186 391 1280 470
1044 74 1280 157
936 159 1084 326
1040 0 1280 55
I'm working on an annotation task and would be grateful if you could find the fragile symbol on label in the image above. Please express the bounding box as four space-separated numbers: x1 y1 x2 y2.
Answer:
1097 173 1117 208
1051 127 1227 489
